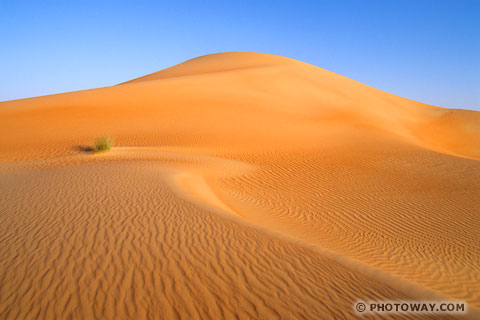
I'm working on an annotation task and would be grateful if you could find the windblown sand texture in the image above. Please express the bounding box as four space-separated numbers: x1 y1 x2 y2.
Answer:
1 52 479 319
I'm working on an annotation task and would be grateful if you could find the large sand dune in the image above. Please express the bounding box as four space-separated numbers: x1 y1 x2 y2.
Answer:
0 52 479 319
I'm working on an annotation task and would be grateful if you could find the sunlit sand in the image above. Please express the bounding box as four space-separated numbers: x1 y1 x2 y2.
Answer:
1 52 479 319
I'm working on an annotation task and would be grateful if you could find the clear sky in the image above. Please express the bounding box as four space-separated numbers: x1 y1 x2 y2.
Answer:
1 0 479 110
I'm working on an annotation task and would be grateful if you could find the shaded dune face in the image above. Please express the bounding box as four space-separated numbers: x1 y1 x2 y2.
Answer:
0 52 479 319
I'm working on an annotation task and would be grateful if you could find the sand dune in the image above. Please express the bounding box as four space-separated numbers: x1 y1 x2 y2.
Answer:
0 52 479 319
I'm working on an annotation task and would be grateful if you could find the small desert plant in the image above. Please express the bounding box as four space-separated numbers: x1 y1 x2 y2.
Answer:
93 136 113 153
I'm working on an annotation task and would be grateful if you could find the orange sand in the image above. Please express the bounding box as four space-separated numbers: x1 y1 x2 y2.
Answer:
0 52 479 319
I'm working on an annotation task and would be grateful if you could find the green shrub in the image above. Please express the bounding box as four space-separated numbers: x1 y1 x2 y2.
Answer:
93 136 113 153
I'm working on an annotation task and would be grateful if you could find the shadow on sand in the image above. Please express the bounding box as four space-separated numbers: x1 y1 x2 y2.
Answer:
73 145 94 153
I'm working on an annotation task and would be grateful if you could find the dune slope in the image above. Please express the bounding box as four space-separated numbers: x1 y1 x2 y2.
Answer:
0 52 479 319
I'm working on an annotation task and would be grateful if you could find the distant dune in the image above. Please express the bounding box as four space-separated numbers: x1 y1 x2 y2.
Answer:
0 52 479 319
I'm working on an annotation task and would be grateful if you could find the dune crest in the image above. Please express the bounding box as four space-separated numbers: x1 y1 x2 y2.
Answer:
0 52 479 319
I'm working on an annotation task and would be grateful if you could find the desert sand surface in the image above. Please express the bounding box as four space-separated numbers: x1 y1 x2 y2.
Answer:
0 52 479 319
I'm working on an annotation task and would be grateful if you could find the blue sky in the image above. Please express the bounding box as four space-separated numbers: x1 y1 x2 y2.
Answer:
1 0 479 110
